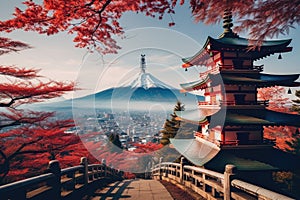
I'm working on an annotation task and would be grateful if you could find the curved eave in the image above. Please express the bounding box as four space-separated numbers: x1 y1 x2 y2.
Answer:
177 106 300 128
181 37 212 68
182 36 293 67
175 108 220 125
264 110 300 127
180 75 210 91
210 36 292 60
209 109 300 127
212 36 292 48
205 151 278 171
222 73 300 87
175 114 208 125
225 113 275 126
170 138 220 166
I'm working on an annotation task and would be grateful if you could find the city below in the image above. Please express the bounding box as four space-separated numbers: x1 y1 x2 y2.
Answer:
65 110 168 151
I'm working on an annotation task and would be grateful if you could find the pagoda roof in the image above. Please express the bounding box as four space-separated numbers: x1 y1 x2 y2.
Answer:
182 36 292 68
180 73 300 91
170 131 300 170
222 73 300 87
206 148 300 172
170 137 220 166
176 108 300 127
175 107 220 124
213 109 300 127
180 75 210 92
205 151 278 171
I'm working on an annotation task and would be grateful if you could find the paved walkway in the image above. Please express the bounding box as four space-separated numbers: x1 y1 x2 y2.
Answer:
87 179 173 200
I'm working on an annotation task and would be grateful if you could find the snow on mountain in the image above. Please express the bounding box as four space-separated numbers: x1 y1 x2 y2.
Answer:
121 72 175 90
120 54 174 90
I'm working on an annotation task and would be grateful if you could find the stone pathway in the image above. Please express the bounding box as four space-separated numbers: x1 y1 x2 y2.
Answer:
88 179 173 200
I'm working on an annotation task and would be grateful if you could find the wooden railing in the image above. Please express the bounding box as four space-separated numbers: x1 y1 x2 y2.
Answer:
194 132 276 147
0 157 123 200
218 64 264 72
198 64 264 80
219 100 269 106
200 67 219 79
220 139 276 147
152 158 295 200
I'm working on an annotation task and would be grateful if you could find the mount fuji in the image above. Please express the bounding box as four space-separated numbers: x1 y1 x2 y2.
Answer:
44 55 203 111
121 66 174 90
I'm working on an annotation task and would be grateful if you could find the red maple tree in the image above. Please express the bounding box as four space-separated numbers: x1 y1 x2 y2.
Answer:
0 0 174 54
1 1 298 53
258 86 299 151
257 86 291 112
0 37 91 184
185 0 300 42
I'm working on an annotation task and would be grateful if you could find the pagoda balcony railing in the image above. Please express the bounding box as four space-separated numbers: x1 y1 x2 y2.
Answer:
195 132 276 147
218 64 234 70
198 101 220 106
198 101 210 105
194 132 221 146
219 100 269 106
218 64 264 72
198 64 264 80
253 64 264 71
199 66 219 79
220 138 276 147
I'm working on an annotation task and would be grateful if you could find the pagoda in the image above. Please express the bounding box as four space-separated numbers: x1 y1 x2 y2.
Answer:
171 10 300 173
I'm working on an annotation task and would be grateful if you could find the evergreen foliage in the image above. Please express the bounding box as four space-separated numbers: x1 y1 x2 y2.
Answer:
160 101 184 145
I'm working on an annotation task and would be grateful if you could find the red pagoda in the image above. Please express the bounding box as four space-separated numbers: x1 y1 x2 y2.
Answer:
171 10 300 173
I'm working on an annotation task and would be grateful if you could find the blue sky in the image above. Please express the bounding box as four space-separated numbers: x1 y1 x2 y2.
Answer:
0 2 299 99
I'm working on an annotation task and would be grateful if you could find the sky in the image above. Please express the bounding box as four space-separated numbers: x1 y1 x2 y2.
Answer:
0 1 299 99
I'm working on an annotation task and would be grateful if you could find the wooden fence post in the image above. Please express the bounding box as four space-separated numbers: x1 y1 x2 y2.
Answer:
80 157 89 185
102 159 107 177
48 160 61 200
109 164 113 177
159 157 163 180
165 164 168 178
180 157 184 184
224 164 236 200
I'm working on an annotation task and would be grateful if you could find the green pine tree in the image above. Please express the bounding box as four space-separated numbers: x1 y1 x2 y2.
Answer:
285 129 300 156
160 101 184 145
291 90 300 113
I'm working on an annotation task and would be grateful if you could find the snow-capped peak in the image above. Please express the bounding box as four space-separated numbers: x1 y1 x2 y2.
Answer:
121 55 174 90
127 72 174 89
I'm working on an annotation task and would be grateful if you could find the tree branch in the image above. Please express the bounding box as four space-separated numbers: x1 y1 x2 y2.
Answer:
92 0 112 41
7 137 43 161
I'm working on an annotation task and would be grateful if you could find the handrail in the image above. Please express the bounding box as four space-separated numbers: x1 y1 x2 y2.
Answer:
219 100 269 106
199 67 219 79
218 64 264 72
184 165 224 180
231 179 294 200
152 160 295 200
88 163 104 167
0 157 123 200
0 173 54 194
61 165 83 174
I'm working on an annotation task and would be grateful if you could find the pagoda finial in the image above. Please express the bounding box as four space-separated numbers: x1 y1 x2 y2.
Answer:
140 54 146 74
219 9 238 38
